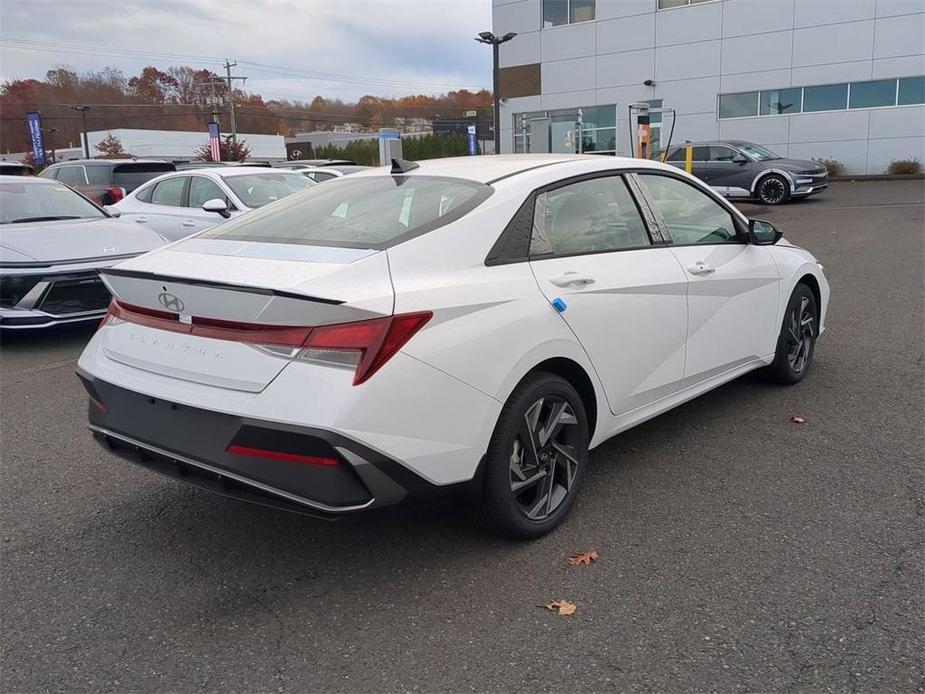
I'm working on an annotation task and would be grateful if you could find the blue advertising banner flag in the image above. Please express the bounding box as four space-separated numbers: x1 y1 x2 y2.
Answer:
26 112 46 167
467 124 477 156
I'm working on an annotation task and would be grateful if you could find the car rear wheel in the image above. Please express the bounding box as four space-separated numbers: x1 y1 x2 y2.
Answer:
756 174 790 205
766 283 818 384
479 372 589 539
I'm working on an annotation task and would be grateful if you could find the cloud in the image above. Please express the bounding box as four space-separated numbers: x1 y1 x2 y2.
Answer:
0 0 494 100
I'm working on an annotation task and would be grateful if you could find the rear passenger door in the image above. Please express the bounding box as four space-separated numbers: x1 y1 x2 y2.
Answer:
528 173 689 416
126 176 188 238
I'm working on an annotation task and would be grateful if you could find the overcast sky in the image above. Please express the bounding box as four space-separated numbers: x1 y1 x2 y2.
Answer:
0 0 494 102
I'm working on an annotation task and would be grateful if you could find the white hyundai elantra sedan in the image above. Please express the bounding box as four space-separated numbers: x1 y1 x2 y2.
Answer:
77 154 829 538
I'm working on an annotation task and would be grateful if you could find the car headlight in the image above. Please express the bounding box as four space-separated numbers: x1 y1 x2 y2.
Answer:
0 274 42 309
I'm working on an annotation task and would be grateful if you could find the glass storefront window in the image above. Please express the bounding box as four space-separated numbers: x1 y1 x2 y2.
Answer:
513 106 616 154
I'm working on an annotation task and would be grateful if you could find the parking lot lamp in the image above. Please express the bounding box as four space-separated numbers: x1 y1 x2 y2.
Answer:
475 31 517 155
70 105 91 158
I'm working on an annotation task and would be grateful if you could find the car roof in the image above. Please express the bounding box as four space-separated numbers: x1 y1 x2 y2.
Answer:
347 154 668 184
46 158 172 167
0 175 58 185
279 159 357 167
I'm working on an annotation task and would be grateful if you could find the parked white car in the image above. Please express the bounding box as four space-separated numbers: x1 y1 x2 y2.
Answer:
113 168 314 241
79 155 829 539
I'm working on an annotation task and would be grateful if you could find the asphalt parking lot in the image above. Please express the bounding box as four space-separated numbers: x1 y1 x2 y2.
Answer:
1 180 923 693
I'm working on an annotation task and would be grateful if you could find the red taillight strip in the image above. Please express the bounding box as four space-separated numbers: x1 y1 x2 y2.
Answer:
109 301 312 347
226 444 339 466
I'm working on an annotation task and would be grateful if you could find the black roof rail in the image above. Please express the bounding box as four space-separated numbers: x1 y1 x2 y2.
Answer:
390 158 419 174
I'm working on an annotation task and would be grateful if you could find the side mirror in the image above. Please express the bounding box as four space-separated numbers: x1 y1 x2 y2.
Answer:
202 198 230 218
733 153 748 164
748 218 783 245
103 205 121 218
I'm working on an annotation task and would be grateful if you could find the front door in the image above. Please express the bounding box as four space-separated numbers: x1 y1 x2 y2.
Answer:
527 173 689 416
636 172 781 381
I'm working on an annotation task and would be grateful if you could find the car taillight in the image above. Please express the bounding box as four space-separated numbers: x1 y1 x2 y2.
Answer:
105 186 125 204
301 312 432 385
101 300 431 385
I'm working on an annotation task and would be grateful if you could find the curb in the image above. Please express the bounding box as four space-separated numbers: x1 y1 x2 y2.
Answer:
830 174 924 181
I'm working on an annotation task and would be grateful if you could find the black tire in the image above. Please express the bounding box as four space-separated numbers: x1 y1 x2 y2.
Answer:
766 283 818 384
479 372 589 540
756 173 791 205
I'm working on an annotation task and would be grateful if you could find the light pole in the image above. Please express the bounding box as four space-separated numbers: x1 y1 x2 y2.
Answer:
70 105 90 158
475 31 517 155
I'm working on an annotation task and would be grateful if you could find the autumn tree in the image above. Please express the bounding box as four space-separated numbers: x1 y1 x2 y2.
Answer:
129 66 179 103
95 133 129 158
193 136 251 162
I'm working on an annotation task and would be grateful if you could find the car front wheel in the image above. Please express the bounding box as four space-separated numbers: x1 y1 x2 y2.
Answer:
756 173 791 205
767 283 818 384
479 372 589 539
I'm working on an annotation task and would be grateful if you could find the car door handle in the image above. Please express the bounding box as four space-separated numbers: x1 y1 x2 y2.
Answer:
134 217 148 223
687 263 715 276
182 220 197 227
549 273 596 287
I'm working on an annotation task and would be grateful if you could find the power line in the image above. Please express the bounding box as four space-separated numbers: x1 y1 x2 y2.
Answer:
0 37 487 92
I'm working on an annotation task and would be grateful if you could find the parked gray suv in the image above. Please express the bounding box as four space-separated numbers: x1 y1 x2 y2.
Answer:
665 140 828 205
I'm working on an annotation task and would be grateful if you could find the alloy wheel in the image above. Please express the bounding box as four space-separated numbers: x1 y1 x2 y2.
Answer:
786 296 815 373
509 396 581 521
760 177 787 204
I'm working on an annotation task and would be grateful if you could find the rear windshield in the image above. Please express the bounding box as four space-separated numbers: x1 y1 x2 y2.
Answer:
112 163 175 189
223 172 314 208
199 175 492 249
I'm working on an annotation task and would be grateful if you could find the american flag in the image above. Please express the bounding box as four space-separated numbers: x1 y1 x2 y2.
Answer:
207 122 221 161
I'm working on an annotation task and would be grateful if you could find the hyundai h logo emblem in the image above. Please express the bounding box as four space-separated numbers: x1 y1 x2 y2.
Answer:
157 292 185 313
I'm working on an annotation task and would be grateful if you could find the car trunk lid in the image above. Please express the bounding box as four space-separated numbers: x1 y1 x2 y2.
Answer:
98 239 393 392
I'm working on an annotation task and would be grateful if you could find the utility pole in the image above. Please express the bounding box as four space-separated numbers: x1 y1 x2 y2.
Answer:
223 59 247 145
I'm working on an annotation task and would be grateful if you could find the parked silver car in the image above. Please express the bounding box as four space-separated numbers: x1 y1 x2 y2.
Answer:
113 168 315 240
665 140 828 205
0 177 166 329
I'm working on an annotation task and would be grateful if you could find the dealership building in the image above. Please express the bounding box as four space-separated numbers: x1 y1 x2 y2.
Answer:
492 0 925 173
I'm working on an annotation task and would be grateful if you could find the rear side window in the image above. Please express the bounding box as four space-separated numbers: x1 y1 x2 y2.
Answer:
223 172 313 208
199 175 492 249
112 163 175 190
86 166 111 185
56 166 87 186
531 175 651 256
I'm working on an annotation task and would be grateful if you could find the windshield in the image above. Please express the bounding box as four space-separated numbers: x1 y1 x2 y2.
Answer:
224 172 314 208
737 143 782 161
199 175 492 248
0 182 105 224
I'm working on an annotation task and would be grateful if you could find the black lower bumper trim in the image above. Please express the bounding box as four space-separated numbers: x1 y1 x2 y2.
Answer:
78 371 441 516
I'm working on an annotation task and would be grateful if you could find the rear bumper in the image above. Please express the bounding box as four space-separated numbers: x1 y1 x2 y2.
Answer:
79 371 446 516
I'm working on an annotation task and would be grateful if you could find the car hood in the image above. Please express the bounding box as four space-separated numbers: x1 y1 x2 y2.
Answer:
0 217 165 265
774 159 827 174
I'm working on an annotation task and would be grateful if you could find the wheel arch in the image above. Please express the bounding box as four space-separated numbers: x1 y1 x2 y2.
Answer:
797 272 821 313
521 357 599 440
750 168 794 195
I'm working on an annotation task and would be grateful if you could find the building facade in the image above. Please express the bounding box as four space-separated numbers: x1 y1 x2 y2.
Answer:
492 0 925 173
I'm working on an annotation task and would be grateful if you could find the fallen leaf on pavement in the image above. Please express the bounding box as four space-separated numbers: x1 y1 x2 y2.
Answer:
568 550 599 566
625 447 638 454
790 415 806 424
543 599 577 615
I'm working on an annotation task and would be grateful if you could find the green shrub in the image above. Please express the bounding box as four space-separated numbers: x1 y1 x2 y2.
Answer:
886 158 921 175
314 133 477 166
813 157 844 176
